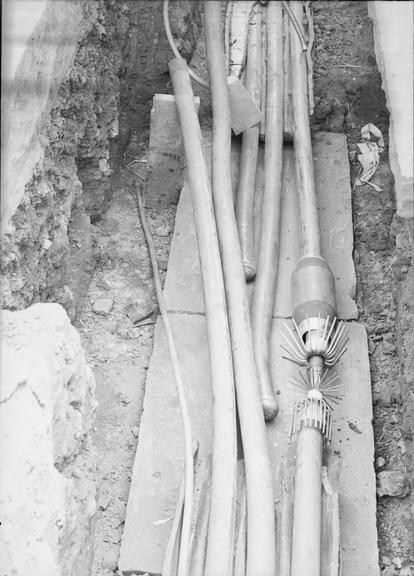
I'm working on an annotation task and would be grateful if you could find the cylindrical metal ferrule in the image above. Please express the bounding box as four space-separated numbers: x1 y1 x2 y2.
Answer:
291 255 337 328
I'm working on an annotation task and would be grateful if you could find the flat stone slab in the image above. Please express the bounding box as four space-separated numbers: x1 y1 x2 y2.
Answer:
119 313 213 575
164 132 358 320
119 316 378 575
145 94 200 208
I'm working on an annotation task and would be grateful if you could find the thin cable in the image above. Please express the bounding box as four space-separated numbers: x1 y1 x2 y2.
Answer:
163 0 209 88
282 0 308 52
132 182 194 576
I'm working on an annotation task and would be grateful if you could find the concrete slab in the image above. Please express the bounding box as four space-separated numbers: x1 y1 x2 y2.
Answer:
268 321 378 576
119 313 213 575
119 316 378 576
164 132 357 319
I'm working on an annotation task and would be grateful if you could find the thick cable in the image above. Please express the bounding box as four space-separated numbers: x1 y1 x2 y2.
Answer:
203 3 276 575
163 0 209 89
235 8 262 281
133 184 194 576
290 0 321 257
251 0 284 421
169 57 238 576
282 0 308 52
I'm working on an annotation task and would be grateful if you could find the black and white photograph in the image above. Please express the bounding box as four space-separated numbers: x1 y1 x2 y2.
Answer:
1 1 413 575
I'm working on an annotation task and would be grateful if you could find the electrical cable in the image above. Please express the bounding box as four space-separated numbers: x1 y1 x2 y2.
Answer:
163 0 209 88
282 0 308 52
131 181 194 576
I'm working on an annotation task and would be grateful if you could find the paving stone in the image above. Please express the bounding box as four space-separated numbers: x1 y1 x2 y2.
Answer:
119 318 378 576
164 132 358 320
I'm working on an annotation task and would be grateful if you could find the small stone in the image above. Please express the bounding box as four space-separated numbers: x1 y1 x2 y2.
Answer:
102 545 119 570
381 567 397 576
400 566 413 576
390 413 399 424
383 342 397 356
155 224 171 237
377 470 410 498
60 285 76 321
326 108 346 132
126 298 153 325
157 255 169 271
92 296 114 316
368 338 376 355
376 456 386 469
98 493 112 510
134 316 155 327
382 556 392 566
393 558 402 569
352 248 360 264
96 277 110 291
314 99 333 120
131 426 139 438
43 238 52 250
397 437 407 455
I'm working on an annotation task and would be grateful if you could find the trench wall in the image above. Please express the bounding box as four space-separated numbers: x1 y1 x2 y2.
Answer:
0 0 200 317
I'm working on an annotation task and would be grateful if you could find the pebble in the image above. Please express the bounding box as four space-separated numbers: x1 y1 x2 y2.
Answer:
155 224 171 237
102 545 119 570
96 277 110 291
390 413 399 424
157 255 169 271
126 298 153 325
92 296 114 316
368 338 376 355
377 470 410 498
381 567 397 576
376 456 386 469
383 342 397 356
382 556 392 566
43 238 52 250
98 493 112 510
397 437 407 455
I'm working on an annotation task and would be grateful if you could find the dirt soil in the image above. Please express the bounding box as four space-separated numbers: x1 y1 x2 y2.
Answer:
311 2 413 573
80 1 413 574
75 158 177 575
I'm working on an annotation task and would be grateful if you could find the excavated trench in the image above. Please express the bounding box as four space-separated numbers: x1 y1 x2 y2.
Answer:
1 2 412 575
